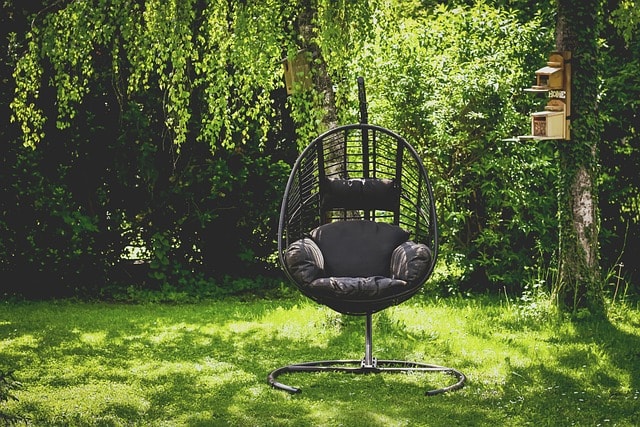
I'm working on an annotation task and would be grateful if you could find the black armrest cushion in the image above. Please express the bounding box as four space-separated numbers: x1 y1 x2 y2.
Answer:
390 241 433 285
284 238 325 285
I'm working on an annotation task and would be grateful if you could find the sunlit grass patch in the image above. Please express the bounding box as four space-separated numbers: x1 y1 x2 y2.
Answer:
1 296 639 426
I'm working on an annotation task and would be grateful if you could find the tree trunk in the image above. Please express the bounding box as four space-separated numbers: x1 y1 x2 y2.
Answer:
551 0 604 314
296 0 338 132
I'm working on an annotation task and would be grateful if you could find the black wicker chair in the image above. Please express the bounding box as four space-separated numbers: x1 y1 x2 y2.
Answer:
268 78 465 395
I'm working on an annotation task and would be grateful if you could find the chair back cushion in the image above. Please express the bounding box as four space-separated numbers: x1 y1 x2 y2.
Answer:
310 220 409 277
322 178 400 211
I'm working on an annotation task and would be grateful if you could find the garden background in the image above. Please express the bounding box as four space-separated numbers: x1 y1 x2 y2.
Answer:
1 0 639 425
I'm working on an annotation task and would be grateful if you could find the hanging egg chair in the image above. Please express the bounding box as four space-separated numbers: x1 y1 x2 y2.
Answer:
268 78 465 395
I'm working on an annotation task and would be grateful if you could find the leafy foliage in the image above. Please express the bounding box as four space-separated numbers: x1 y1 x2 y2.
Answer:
599 0 640 298
2 1 295 297
11 0 293 151
354 2 558 291
2 0 639 300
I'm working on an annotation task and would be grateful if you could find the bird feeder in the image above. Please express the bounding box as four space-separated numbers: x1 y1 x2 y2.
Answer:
520 51 572 140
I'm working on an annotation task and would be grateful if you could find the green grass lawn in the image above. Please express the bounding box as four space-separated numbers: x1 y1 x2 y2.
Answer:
1 294 639 426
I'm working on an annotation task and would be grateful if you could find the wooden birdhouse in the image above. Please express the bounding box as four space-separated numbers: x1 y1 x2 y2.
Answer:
532 52 565 90
520 51 572 140
282 50 312 95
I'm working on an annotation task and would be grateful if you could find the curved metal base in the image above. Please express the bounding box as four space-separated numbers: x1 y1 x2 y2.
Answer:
268 359 466 396
268 313 466 396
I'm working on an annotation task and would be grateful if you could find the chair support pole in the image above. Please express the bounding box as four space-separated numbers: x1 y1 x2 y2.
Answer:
363 313 375 368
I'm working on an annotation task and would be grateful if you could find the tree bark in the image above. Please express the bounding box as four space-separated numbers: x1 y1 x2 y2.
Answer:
551 0 604 314
296 0 338 132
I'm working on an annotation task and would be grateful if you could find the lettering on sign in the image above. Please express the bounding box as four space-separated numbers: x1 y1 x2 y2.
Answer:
548 90 566 99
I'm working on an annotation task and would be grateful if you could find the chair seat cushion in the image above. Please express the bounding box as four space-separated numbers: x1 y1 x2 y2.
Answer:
283 239 408 299
307 276 407 298
283 221 432 302
310 220 409 277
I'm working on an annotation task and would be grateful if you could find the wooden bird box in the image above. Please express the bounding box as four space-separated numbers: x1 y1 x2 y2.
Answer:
282 50 311 95
521 51 571 140
530 100 566 139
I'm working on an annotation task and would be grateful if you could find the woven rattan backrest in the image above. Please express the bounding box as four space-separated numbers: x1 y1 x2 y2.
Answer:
279 124 436 254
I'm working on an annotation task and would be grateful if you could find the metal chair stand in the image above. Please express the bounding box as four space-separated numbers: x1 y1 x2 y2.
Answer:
267 313 466 396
